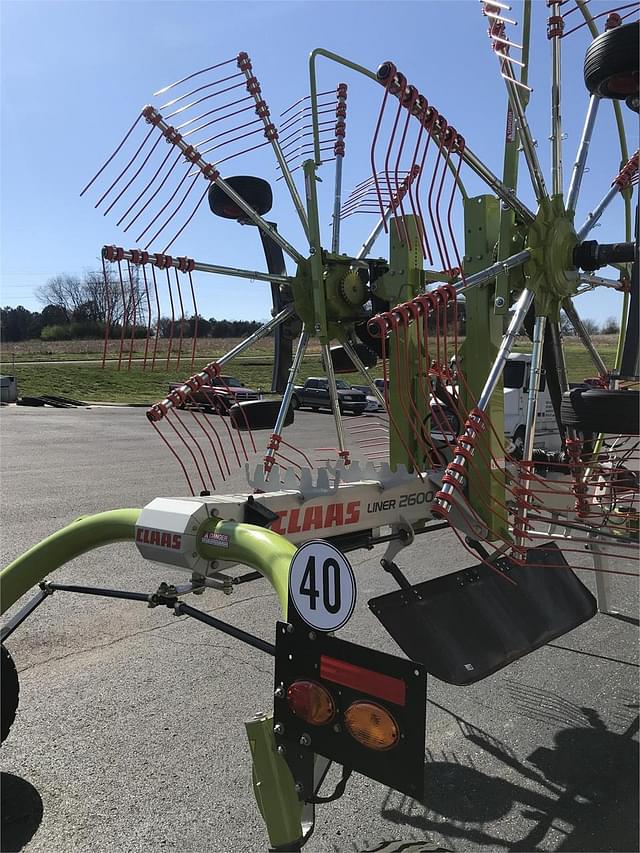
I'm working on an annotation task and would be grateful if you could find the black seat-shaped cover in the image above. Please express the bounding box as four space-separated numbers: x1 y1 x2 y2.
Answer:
368 543 597 685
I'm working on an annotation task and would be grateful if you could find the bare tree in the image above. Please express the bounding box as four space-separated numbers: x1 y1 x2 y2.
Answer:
36 267 148 329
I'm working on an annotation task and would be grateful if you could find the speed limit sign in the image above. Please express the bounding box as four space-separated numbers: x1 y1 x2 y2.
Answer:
288 540 357 632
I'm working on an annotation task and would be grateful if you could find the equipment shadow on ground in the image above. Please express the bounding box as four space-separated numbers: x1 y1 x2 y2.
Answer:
379 685 639 852
0 772 44 852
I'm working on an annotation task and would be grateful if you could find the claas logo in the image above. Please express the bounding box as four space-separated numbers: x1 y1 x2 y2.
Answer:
271 501 360 536
136 527 182 550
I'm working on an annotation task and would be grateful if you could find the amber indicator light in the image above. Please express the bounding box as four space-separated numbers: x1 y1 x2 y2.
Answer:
286 680 335 725
320 655 406 706
344 701 400 751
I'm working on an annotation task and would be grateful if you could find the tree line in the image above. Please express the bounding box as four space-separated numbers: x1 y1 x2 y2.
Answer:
0 272 263 342
0 270 621 342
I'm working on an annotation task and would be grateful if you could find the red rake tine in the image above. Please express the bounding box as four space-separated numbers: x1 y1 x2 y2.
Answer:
80 114 144 198
150 419 196 496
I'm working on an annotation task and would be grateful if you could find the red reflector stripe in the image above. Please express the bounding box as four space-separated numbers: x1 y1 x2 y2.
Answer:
320 655 406 706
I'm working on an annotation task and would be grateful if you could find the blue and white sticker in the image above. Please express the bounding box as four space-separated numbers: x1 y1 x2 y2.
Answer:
288 539 356 632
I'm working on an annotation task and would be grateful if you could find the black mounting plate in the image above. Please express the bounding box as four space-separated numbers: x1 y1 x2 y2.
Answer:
274 622 427 801
368 542 597 686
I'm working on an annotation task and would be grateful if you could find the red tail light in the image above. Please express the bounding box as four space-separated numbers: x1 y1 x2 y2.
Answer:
287 680 335 725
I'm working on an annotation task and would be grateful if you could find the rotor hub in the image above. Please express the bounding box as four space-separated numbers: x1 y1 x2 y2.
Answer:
524 196 579 319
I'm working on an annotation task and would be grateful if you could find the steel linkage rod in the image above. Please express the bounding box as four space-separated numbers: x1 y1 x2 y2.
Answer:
147 305 296 421
516 313 546 547
433 287 535 514
102 246 293 286
562 297 609 376
549 2 564 197
566 95 600 213
141 105 304 264
308 49 377 165
458 145 535 223
341 340 387 409
331 85 348 254
577 150 639 241
236 53 309 239
264 328 310 476
321 342 349 463
454 249 530 293
500 60 548 203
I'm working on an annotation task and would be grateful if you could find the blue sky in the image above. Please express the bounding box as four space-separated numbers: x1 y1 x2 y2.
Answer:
1 0 636 323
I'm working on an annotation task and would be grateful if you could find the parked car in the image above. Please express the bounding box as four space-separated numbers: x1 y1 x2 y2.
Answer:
292 377 367 415
169 374 260 414
350 384 384 413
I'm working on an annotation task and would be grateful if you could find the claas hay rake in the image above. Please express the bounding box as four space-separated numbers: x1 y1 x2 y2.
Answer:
1 2 638 849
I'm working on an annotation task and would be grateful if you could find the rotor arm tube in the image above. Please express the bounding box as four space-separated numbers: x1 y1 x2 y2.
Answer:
0 509 141 615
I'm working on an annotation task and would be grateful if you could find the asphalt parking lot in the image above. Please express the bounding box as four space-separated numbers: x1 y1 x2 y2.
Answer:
1 406 638 853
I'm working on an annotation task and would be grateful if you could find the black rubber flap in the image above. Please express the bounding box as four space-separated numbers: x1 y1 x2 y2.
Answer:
229 398 293 431
368 543 597 685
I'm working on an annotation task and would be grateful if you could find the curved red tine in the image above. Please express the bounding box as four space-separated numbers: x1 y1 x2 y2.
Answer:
122 149 183 232
162 184 209 255
189 410 227 483
80 114 144 197
178 97 254 134
211 140 271 169
150 419 196 496
101 255 114 369
166 410 209 493
197 124 264 159
194 117 262 151
126 261 138 370
95 126 156 210
116 259 128 371
103 134 164 218
446 136 467 283
153 58 237 97
137 167 196 244
383 93 408 244
187 270 198 370
165 267 175 370
370 85 393 230
426 117 450 272
160 71 244 111
434 128 458 275
393 86 419 250
150 265 161 371
173 409 216 491
164 80 248 121
141 264 152 371
414 107 438 266
173 268 186 372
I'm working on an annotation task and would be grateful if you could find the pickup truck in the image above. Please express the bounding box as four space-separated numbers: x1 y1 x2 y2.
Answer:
169 374 260 414
292 377 367 415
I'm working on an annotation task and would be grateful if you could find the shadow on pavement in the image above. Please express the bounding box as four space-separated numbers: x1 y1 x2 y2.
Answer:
0 773 44 852
380 688 639 852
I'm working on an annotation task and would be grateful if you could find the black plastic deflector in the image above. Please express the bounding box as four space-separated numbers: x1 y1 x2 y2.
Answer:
368 543 597 685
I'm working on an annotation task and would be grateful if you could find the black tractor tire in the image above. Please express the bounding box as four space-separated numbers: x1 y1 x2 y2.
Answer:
561 388 639 435
584 21 639 100
1 644 19 743
290 395 300 411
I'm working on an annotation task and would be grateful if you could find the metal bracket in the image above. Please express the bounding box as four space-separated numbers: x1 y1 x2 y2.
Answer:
381 516 414 565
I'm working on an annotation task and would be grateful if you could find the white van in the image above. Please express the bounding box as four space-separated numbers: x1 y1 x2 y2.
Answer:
503 353 562 454
428 353 562 459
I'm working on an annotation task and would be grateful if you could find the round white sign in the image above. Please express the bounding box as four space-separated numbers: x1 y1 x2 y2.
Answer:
288 539 357 632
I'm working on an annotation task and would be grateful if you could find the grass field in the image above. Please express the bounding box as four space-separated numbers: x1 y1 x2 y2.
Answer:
0 336 619 405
